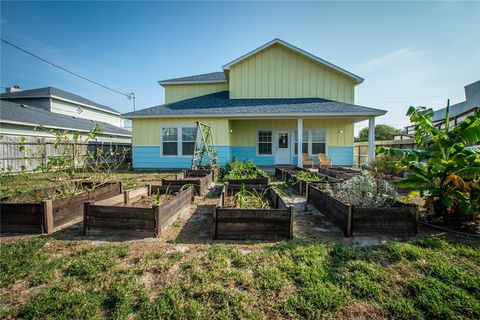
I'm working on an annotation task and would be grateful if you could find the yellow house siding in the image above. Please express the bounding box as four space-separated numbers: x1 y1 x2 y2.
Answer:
230 118 354 147
229 44 355 103
132 118 230 146
164 83 229 103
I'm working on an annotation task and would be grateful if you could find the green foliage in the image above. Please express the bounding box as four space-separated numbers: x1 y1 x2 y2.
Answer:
357 124 404 142
233 183 269 209
370 153 406 177
335 171 398 207
288 171 324 183
220 160 268 180
376 106 480 218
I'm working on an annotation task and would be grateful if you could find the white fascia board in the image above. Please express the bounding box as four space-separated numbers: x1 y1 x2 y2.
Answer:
123 111 387 119
0 119 132 137
158 80 228 86
222 38 364 84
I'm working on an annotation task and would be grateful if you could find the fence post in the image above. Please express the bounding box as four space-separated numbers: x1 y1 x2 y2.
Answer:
346 204 353 237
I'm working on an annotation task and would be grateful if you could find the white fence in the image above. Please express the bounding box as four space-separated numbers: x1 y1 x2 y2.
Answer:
0 136 131 174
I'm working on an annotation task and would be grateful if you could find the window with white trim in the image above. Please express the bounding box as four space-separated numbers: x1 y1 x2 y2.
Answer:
258 130 272 155
182 127 196 156
311 129 327 154
161 126 196 156
294 130 309 155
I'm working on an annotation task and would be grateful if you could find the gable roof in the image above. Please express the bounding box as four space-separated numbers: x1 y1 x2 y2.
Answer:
222 38 364 84
432 80 480 122
0 100 131 137
158 72 227 85
123 91 385 119
1 87 121 115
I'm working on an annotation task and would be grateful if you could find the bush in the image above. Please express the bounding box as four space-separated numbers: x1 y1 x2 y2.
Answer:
220 160 268 180
335 172 398 208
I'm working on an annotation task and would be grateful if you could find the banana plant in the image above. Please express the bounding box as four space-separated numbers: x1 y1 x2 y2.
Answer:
376 104 480 219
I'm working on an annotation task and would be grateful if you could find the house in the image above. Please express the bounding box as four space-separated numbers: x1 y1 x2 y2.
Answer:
123 39 386 169
402 80 479 136
0 100 131 143
0 86 131 142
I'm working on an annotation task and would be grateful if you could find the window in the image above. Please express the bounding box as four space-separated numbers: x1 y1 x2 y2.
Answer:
311 129 327 154
294 130 309 155
182 127 196 156
258 130 272 155
162 128 178 155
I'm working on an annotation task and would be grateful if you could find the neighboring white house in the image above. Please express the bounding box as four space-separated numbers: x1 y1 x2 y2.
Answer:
0 86 131 142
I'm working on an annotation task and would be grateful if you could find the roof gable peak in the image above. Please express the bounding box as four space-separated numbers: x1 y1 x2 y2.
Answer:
222 38 364 84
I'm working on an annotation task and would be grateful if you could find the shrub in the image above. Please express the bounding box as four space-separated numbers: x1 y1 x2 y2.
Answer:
220 160 268 180
335 171 398 208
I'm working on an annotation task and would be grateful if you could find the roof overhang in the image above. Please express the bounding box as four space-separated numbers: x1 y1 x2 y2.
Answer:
222 38 364 84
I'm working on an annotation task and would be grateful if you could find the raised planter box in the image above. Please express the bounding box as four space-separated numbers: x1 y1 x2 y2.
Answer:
160 170 213 195
224 176 270 187
307 184 417 237
185 168 219 181
275 166 340 196
0 182 122 234
213 183 293 240
84 186 194 238
317 167 360 180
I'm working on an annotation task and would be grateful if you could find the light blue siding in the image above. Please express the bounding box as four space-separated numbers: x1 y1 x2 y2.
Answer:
327 146 354 166
231 146 275 165
133 146 230 169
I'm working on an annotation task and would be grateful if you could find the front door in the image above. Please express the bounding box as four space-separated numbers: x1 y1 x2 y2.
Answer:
275 131 290 164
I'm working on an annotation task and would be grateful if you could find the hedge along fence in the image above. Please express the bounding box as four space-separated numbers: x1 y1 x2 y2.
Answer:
84 186 194 238
160 170 213 195
306 184 418 237
275 166 340 196
213 183 294 240
0 182 122 234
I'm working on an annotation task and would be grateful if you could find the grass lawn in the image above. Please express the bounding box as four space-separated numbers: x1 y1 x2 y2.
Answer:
1 232 479 319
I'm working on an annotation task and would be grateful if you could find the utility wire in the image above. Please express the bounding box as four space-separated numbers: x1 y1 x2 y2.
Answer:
1 38 132 99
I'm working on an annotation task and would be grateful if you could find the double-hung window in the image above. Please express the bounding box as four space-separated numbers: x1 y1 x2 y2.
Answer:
294 130 309 155
258 130 272 155
162 127 196 156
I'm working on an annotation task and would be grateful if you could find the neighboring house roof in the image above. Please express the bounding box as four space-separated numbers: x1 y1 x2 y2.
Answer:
222 38 364 84
0 87 121 115
0 100 131 137
158 72 227 85
432 80 480 122
123 91 386 119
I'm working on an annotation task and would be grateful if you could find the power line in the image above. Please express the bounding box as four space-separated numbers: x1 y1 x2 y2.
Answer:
1 38 134 101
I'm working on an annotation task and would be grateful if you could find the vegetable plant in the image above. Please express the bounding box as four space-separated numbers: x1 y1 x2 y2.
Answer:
376 106 480 218
221 160 268 180
288 171 324 184
233 183 269 209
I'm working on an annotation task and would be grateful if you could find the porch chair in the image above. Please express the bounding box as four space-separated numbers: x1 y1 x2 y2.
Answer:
302 153 314 168
317 153 332 168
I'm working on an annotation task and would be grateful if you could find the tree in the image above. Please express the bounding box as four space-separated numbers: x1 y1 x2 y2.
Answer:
357 124 403 142
376 106 480 220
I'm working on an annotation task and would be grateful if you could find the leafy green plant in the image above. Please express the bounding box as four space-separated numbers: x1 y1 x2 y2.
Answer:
233 183 269 209
377 106 480 218
288 171 324 184
221 160 268 180
335 171 398 208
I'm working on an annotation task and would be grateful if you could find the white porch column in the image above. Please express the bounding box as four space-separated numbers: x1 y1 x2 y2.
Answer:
298 117 303 168
368 117 375 162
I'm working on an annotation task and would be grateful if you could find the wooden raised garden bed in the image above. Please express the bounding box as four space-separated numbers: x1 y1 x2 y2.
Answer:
224 176 270 186
84 185 194 238
317 166 360 180
0 182 122 234
307 184 417 237
213 183 294 240
160 170 213 195
275 166 340 196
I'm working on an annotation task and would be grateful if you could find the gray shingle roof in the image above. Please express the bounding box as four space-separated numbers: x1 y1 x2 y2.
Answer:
123 91 386 118
0 87 120 114
158 72 226 85
432 80 479 122
0 100 131 136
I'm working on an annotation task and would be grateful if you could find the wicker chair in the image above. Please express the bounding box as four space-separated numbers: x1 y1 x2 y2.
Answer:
317 153 332 168
302 153 313 168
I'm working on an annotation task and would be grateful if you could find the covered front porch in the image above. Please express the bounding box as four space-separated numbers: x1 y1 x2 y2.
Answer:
227 116 376 167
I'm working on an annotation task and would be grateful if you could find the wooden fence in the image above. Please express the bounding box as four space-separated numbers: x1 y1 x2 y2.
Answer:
0 136 131 174
354 139 416 166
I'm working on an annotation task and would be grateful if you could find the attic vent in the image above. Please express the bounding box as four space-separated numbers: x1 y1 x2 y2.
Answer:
76 106 83 115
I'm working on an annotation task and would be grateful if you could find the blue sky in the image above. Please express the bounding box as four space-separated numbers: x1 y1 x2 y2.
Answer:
1 1 479 134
